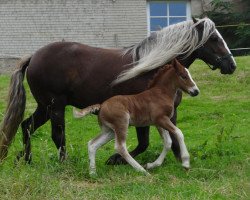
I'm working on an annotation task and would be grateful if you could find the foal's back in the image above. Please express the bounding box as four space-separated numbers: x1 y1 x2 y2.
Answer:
99 67 177 128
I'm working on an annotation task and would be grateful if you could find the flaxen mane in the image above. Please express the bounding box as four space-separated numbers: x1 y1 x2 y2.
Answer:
114 18 215 84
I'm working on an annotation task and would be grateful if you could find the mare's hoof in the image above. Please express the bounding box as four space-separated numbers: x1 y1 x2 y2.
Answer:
15 151 32 164
59 151 67 162
16 151 24 161
106 153 127 165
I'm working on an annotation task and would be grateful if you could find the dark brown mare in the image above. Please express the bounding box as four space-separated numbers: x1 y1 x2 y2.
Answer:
0 18 236 164
86 59 199 176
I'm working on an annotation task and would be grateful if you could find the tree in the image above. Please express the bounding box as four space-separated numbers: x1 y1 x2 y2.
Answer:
204 0 250 55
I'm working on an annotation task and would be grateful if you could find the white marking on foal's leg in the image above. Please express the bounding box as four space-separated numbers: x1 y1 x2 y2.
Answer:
145 128 172 170
88 130 114 175
174 127 190 169
115 141 150 176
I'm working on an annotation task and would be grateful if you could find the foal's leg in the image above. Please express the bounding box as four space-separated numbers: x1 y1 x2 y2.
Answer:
114 128 150 176
17 104 49 163
157 117 190 169
145 127 172 170
50 97 67 162
106 126 150 165
88 127 114 175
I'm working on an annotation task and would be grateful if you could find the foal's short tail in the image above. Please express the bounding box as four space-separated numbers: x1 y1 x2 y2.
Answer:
0 55 32 161
73 104 101 118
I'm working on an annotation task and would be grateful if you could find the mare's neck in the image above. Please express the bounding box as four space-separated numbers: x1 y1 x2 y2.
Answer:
177 52 197 68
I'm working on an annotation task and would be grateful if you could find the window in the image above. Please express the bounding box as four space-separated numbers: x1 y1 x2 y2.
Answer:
148 1 191 33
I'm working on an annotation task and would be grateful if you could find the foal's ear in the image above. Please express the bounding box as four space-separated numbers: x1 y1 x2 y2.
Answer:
173 59 185 74
172 58 180 72
171 59 176 66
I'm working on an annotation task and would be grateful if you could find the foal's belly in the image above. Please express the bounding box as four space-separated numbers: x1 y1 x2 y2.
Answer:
129 115 154 127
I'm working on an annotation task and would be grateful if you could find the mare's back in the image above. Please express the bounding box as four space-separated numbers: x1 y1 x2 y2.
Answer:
25 42 143 107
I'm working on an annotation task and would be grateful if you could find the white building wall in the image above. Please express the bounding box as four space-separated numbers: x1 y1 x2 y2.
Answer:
0 0 147 57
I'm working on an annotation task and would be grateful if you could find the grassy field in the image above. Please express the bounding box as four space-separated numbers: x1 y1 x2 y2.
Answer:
0 56 249 199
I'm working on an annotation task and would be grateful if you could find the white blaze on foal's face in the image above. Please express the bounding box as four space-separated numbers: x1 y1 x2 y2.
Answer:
184 68 199 97
177 66 199 97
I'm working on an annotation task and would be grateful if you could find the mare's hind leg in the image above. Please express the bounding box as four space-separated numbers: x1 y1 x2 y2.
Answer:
50 98 67 162
145 127 172 170
106 126 150 165
17 104 49 163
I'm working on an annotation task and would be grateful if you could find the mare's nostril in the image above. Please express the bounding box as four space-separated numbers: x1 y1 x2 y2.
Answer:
231 63 236 71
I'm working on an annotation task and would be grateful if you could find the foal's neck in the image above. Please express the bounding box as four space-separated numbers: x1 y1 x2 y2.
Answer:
152 68 179 99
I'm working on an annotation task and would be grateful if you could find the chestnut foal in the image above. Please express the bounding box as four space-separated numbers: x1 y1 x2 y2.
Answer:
85 59 199 175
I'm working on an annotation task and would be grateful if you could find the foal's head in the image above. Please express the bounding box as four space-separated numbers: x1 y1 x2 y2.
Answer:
171 59 199 97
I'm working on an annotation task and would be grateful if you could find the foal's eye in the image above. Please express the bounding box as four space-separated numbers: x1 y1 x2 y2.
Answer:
180 75 187 80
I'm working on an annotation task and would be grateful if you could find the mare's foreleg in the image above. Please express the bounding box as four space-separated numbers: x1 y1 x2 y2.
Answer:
145 127 172 169
170 90 182 160
17 104 49 163
106 126 150 165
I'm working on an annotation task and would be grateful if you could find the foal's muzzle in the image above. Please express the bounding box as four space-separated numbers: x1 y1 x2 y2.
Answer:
189 88 200 97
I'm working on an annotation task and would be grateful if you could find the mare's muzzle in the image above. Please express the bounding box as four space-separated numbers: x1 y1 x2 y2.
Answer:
219 54 236 74
197 47 236 74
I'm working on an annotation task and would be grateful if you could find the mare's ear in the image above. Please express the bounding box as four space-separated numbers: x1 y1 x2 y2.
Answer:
192 17 204 30
192 17 198 24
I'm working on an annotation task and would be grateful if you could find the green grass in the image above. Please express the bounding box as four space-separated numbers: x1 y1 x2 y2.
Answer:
0 56 249 199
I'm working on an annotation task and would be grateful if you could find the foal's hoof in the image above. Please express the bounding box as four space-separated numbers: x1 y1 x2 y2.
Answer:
89 172 98 179
181 159 190 170
144 171 151 176
106 153 127 165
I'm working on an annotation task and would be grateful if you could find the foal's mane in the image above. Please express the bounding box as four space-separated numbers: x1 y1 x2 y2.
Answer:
114 17 215 84
148 64 172 88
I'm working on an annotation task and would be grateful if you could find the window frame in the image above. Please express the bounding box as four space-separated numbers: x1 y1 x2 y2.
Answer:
147 0 191 35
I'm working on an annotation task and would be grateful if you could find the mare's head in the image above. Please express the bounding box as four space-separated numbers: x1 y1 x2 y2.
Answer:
193 18 236 74
172 59 199 97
